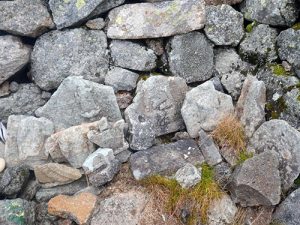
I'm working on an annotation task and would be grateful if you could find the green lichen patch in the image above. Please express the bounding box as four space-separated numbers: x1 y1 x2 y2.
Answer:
76 0 85 10
236 150 254 165
265 97 287 119
245 21 258 33
269 64 292 77
292 22 300 30
5 202 26 225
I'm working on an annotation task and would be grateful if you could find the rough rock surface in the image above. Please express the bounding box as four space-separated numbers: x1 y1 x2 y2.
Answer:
214 162 232 189
281 88 300 130
0 158 5 173
181 81 234 137
204 4 244 46
125 75 188 150
130 139 204 180
174 163 201 188
107 0 205 39
31 29 108 91
249 120 300 191
167 32 214 83
229 151 281 206
0 35 31 85
0 0 54 37
35 76 122 131
205 0 243 4
85 18 106 30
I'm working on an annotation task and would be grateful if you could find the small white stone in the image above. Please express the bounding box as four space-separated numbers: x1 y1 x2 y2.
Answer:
0 158 5 173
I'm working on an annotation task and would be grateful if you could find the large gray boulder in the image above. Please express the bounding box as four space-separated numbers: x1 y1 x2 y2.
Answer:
125 75 188 150
249 120 300 191
240 0 298 26
0 35 31 85
49 0 125 29
0 0 54 37
107 0 205 39
204 4 244 46
35 76 122 131
167 32 214 83
31 29 108 91
181 81 234 138
130 139 204 180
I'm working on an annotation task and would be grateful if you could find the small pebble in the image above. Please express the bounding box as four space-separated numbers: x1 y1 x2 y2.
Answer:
0 158 6 173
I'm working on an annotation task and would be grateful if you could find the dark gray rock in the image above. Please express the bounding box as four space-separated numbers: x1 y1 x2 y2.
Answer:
204 4 244 46
130 139 204 180
19 180 41 201
214 162 232 189
281 88 300 130
167 32 214 83
205 0 243 4
31 29 108 91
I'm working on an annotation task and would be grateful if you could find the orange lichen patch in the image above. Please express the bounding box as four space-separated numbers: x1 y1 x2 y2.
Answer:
48 192 97 225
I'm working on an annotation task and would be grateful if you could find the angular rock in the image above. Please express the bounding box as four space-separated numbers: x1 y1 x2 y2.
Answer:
5 115 54 168
167 32 214 83
249 120 300 191
175 163 201 188
82 148 120 187
204 4 244 46
34 163 82 187
48 192 97 225
0 0 54 37
242 206 274 225
236 75 266 138
35 76 122 131
85 18 105 30
205 0 243 4
104 67 139 92
0 81 10 98
214 162 232 189
115 149 131 163
181 81 234 137
125 75 188 150
49 0 125 29
107 0 205 39
229 151 281 206
110 40 157 71
240 0 298 26
31 29 108 91
0 35 31 85
281 88 300 130
130 139 204 180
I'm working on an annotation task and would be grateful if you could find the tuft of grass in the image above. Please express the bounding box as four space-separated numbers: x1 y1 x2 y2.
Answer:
236 150 254 165
141 163 223 224
246 21 258 33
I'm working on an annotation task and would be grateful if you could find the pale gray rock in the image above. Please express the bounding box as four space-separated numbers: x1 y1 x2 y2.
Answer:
0 0 54 37
174 163 201 189
125 76 188 150
181 81 234 137
205 0 243 4
0 35 31 85
107 0 205 39
130 139 204 180
31 29 108 91
229 151 281 206
110 40 157 71
35 76 121 131
205 4 244 46
85 17 105 30
0 82 10 98
167 32 214 83
249 120 300 191
281 88 300 130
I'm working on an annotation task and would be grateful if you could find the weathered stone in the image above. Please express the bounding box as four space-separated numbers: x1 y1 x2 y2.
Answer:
205 0 243 5
82 148 120 187
205 5 244 46
85 18 105 30
116 91 133 109
5 115 54 168
115 149 132 163
31 29 108 91
34 163 82 187
0 81 10 97
48 192 97 225
0 0 54 37
110 40 157 71
167 32 214 83
145 39 165 56
219 146 238 167
242 206 274 225
105 67 139 92
19 180 41 201
0 158 5 173
281 88 300 130
214 162 232 189
240 0 298 26
181 81 234 137
50 0 125 29
130 139 204 180
36 202 58 225
175 163 201 188
0 35 31 85
249 120 300 191
229 151 281 206
35 76 122 131
107 0 205 39
236 75 266 138
125 75 188 150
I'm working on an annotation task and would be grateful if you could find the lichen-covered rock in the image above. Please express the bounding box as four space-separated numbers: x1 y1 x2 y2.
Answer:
214 162 232 189
174 163 201 188
167 32 214 83
107 0 205 39
204 4 244 46
31 29 108 91
181 81 234 137
35 76 122 131
0 0 54 37
125 75 188 150
249 120 300 191
240 0 298 26
49 0 125 29
0 35 31 85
